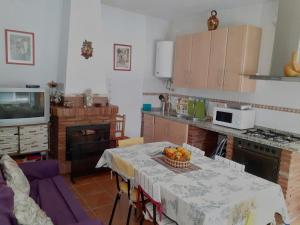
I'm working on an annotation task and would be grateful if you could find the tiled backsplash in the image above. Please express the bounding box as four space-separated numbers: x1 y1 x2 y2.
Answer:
143 92 300 115
143 92 300 134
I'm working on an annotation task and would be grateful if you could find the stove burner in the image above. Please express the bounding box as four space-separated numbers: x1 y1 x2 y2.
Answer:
243 128 300 144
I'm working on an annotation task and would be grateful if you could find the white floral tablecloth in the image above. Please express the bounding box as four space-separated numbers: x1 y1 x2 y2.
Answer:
96 142 289 225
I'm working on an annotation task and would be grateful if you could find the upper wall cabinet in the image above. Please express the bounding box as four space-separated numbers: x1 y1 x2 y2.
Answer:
173 25 262 92
189 32 211 89
223 25 262 92
173 32 211 89
173 34 192 88
207 28 228 90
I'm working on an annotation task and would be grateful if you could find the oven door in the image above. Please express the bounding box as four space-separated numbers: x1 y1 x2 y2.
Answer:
233 147 279 183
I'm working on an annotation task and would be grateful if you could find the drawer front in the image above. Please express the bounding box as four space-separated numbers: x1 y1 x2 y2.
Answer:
0 143 19 154
19 124 48 153
0 127 18 136
0 127 19 154
20 141 48 153
20 124 48 135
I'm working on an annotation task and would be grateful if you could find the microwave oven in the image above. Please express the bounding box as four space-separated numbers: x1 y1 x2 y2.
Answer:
212 107 255 130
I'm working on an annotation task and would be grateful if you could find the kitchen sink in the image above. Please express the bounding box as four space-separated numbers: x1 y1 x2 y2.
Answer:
163 111 205 122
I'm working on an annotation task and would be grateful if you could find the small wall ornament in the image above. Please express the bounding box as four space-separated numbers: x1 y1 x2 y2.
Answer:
207 10 219 31
81 40 93 59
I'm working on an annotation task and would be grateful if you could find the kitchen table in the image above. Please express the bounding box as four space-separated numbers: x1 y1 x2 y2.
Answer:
96 142 289 225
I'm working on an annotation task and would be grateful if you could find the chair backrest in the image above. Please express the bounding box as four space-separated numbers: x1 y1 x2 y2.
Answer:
114 114 126 138
118 137 144 148
137 171 163 222
183 143 205 156
215 156 245 172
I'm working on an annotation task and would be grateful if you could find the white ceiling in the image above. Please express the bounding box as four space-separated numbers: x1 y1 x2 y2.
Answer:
102 0 272 20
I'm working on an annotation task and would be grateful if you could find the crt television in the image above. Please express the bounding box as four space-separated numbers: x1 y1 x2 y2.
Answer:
0 88 50 126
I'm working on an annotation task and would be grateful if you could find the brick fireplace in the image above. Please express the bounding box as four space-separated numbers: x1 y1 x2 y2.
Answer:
50 104 118 174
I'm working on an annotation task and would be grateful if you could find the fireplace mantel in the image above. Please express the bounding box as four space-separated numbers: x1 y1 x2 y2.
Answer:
50 105 118 174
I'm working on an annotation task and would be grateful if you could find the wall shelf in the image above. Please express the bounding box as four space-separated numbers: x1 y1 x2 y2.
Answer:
243 75 300 82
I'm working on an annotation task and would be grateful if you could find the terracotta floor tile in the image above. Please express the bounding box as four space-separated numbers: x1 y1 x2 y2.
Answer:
101 181 118 197
66 171 153 225
83 191 114 209
93 202 142 225
75 182 106 197
84 209 97 218
77 196 90 209
93 204 113 224
72 175 96 186
92 171 112 182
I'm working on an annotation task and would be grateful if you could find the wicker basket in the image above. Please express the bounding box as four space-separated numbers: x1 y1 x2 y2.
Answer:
163 156 191 168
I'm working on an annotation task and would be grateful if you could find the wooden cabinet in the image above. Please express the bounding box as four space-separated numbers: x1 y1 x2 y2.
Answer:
0 127 19 154
173 34 192 88
142 114 222 156
173 25 262 92
19 124 48 153
207 28 228 89
0 124 49 155
143 114 155 143
189 32 211 89
153 117 169 142
173 32 211 89
153 117 188 145
223 25 262 92
167 120 188 145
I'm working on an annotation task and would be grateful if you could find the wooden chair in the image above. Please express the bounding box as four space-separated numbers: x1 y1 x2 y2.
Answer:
183 143 205 156
214 155 245 172
114 114 126 139
118 137 144 148
109 137 145 225
109 153 139 225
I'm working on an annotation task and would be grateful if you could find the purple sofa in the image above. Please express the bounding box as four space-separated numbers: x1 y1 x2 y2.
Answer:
0 160 104 225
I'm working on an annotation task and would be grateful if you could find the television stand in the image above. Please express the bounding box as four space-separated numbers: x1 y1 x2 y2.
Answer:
0 123 49 158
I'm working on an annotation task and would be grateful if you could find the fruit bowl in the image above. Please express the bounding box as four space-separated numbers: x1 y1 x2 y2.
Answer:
163 146 191 168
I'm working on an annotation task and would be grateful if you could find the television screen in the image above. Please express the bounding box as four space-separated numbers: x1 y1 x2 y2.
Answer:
0 92 44 119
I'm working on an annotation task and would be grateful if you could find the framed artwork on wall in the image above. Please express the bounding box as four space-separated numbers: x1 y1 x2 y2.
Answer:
113 44 131 71
5 29 35 65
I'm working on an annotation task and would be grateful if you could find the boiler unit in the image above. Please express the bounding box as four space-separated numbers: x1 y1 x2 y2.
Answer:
155 41 174 79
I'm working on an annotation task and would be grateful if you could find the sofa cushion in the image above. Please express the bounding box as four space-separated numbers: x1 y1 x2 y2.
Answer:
13 188 54 225
19 160 59 182
0 185 16 225
37 176 88 225
0 155 30 195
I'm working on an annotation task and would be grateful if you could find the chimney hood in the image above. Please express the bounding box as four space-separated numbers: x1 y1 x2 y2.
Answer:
254 0 300 82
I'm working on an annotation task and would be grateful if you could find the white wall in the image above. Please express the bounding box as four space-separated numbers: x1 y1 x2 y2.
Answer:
0 0 64 88
143 16 170 92
163 1 300 134
64 0 107 95
102 5 169 136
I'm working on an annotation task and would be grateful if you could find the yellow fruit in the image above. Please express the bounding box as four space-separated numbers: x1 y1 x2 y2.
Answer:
284 51 300 77
164 146 192 161
291 51 300 73
284 65 300 77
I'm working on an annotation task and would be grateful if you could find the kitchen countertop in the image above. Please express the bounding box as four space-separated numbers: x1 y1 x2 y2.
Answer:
143 110 300 152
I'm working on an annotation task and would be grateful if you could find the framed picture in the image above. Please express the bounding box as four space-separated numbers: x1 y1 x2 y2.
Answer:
113 44 131 71
5 29 35 65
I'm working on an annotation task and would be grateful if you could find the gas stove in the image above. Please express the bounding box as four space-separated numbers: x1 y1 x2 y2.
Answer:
243 128 300 144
